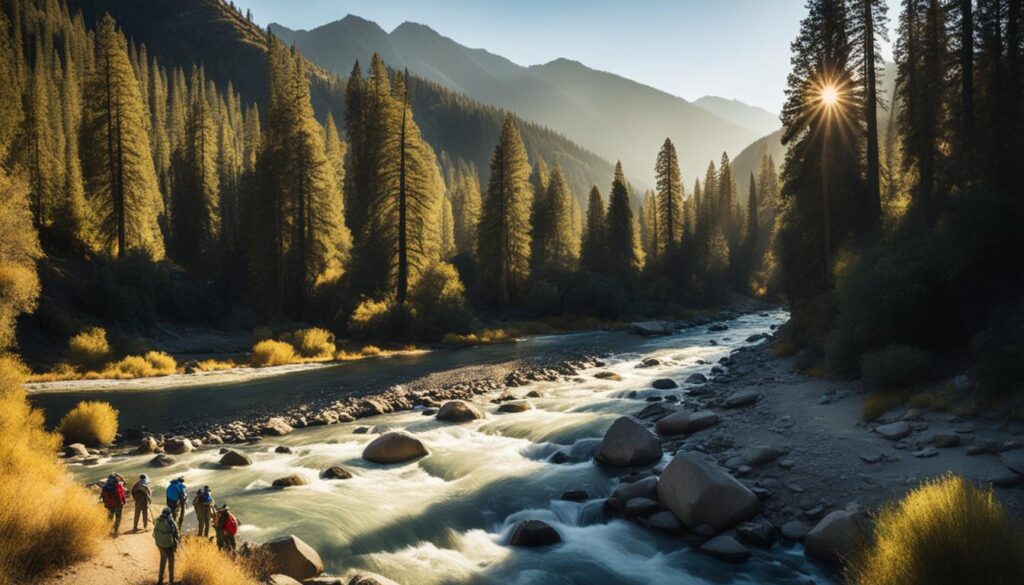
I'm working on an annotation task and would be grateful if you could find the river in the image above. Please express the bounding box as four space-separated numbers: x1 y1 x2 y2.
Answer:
49 311 835 585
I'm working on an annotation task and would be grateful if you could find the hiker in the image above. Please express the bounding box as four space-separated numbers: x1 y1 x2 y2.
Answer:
192 485 215 538
214 503 238 552
99 473 126 536
165 477 188 527
131 474 152 532
153 507 179 585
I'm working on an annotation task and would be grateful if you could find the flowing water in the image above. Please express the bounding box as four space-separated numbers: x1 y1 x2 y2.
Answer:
51 311 835 585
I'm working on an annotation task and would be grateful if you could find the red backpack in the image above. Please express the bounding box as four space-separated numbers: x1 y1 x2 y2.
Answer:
221 512 238 536
100 484 121 508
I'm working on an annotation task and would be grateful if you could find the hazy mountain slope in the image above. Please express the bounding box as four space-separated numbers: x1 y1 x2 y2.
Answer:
271 17 762 183
731 129 786 192
65 0 613 201
694 96 781 137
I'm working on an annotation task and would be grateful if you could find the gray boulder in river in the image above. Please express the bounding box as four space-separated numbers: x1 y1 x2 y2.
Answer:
436 400 484 423
263 535 323 580
362 431 429 464
508 519 562 547
595 417 663 467
654 410 719 436
162 437 193 454
804 509 872 564
656 453 759 531
219 450 252 466
348 573 401 585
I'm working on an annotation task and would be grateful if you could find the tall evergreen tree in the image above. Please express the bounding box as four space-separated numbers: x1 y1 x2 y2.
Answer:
850 0 888 226
449 160 481 256
532 160 578 274
605 161 639 279
477 114 532 307
580 185 606 273
655 137 683 262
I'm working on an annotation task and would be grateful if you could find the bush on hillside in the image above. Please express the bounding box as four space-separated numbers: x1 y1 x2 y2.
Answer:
861 344 934 390
292 327 336 358
347 298 395 340
408 263 473 340
250 339 297 367
848 475 1024 585
57 401 119 446
0 357 106 582
67 327 111 371
98 351 177 379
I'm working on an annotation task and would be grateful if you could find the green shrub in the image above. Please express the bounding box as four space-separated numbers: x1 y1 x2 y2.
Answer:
848 475 1024 585
408 263 472 340
972 300 1024 395
250 340 296 367
292 327 336 358
57 401 118 446
67 327 111 371
861 344 934 390
347 298 395 340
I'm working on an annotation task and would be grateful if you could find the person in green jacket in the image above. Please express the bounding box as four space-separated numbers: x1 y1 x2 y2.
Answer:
153 507 179 585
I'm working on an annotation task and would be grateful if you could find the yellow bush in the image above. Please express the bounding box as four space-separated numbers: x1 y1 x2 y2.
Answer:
143 351 177 375
848 474 1024 585
57 401 118 446
0 357 106 583
347 298 394 340
442 328 510 348
292 327 336 358
193 358 236 372
360 344 383 357
251 339 297 367
178 537 265 585
67 327 111 371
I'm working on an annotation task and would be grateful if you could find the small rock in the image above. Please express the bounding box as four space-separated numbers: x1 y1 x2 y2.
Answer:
685 373 708 384
652 378 678 390
436 400 484 423
149 454 175 467
362 432 429 464
163 437 194 455
262 418 294 437
594 371 623 381
219 450 253 467
875 422 911 441
624 497 660 519
932 433 961 448
560 490 589 502
320 466 353 480
263 535 323 580
272 474 307 488
736 520 777 548
724 391 759 409
805 510 871 564
699 535 750 563
275 446 293 454
742 446 785 466
507 520 561 547
497 401 531 413
912 447 939 458
780 520 810 541
646 510 683 532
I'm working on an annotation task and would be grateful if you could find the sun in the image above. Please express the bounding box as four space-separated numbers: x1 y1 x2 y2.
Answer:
819 85 840 107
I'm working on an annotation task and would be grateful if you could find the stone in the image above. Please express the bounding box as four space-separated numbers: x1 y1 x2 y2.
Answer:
805 510 871 564
875 422 911 441
163 437 194 455
708 324 729 332
685 373 708 384
932 433 960 448
657 453 759 531
1002 451 1024 475
699 535 750 563
742 446 785 466
262 418 294 437
780 520 810 541
219 450 252 467
64 443 89 458
264 535 323 581
560 490 589 502
272 474 308 488
275 446 293 454
912 447 939 458
347 574 400 585
594 371 623 381
497 401 531 413
647 510 683 532
636 358 661 368
654 410 719 436
507 520 562 547
736 520 777 548
613 476 659 502
320 466 353 480
860 454 883 464
652 378 678 390
135 436 158 455
437 400 485 423
636 402 677 422
304 579 344 585
629 321 673 336
595 417 663 467
624 497 660 519
149 454 175 467
362 432 429 464
267 575 302 585
724 391 760 409
990 472 1024 487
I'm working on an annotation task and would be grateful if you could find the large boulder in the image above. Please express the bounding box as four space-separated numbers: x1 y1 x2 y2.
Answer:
436 400 484 423
219 450 252 467
264 535 323 581
320 466 353 480
699 535 751 563
805 510 871 564
685 373 708 384
272 474 308 488
595 417 663 467
507 520 562 547
654 411 719 436
875 422 911 441
497 401 532 413
135 436 158 455
347 573 401 585
149 454 175 467
651 378 678 390
64 443 89 458
362 432 428 464
656 453 759 531
262 417 294 436
163 437 194 455
267 576 302 585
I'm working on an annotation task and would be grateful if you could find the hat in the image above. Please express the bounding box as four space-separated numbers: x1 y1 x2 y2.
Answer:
161 507 172 516
217 503 229 511
139 474 148 480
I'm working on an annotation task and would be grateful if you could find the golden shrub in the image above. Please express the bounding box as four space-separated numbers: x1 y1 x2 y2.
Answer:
292 327 336 358
177 537 265 585
57 400 118 446
848 474 1024 585
347 298 394 340
0 357 106 583
250 339 297 367
143 351 177 375
67 327 112 371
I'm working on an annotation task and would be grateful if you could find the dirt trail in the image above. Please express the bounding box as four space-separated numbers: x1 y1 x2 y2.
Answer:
43 528 160 585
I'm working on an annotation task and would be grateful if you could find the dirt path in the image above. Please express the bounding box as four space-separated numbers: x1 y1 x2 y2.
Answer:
43 528 160 585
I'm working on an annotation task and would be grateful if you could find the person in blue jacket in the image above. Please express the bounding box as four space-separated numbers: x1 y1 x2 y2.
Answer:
164 477 188 527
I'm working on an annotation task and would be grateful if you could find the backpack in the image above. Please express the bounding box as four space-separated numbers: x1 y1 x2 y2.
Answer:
199 490 212 504
221 512 238 536
101 485 120 508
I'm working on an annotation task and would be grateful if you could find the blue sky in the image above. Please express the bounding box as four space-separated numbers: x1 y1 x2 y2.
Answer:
232 0 899 114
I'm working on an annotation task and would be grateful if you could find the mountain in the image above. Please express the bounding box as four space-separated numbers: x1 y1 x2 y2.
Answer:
693 96 781 137
731 129 785 191
270 17 763 184
64 0 613 202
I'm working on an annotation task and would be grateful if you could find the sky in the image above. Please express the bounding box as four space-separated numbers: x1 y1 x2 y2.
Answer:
231 0 900 115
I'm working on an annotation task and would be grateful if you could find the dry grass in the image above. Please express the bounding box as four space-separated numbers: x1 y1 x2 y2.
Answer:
863 390 909 422
67 327 111 371
443 329 511 348
31 350 178 383
192 358 237 372
0 357 107 584
292 327 336 358
847 474 1024 585
250 339 296 367
57 400 119 446
177 537 267 585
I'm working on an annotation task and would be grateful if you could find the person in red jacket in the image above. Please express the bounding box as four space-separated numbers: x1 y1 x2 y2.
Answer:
214 503 238 552
100 473 127 536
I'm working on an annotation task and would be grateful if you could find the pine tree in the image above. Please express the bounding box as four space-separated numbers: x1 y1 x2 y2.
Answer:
850 0 888 226
55 48 87 247
449 160 481 256
580 185 606 272
439 194 456 259
24 58 58 229
529 156 551 271
655 137 683 262
0 10 22 160
533 160 578 274
605 161 639 279
81 15 164 259
744 172 760 276
477 114 532 307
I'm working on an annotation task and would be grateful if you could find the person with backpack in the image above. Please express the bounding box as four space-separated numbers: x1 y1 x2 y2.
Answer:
130 474 152 532
153 507 179 585
192 485 215 538
165 477 188 527
100 474 126 536
214 503 238 552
